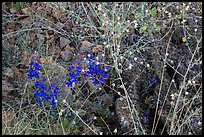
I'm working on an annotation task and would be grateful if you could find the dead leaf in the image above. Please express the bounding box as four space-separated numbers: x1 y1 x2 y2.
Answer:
37 57 46 64
10 7 17 13
21 7 30 15
80 40 95 53
46 7 53 15
22 51 29 65
54 9 62 20
46 17 56 26
20 16 33 25
92 44 103 53
5 68 14 82
97 44 103 51
13 67 22 80
29 32 37 42
2 111 15 126
2 80 15 93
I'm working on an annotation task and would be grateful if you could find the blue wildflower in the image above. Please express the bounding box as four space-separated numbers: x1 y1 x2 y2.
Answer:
149 77 157 85
66 53 110 88
34 62 41 70
42 77 47 81
35 81 41 88
143 110 150 118
37 99 43 104
51 98 57 107
66 80 73 87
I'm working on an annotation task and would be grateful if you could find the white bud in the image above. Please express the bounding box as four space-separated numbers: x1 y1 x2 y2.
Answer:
185 92 189 95
93 116 97 120
134 57 138 61
103 41 107 45
62 99 66 103
128 64 133 69
198 121 202 126
113 128 117 134
194 28 197 32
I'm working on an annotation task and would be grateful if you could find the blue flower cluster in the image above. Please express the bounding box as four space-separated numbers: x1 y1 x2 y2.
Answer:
27 57 59 107
66 62 82 87
27 60 41 79
28 53 110 106
66 54 110 87
34 78 59 107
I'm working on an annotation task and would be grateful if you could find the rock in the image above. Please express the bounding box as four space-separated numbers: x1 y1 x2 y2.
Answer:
60 46 74 61
60 37 71 48
80 40 94 53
